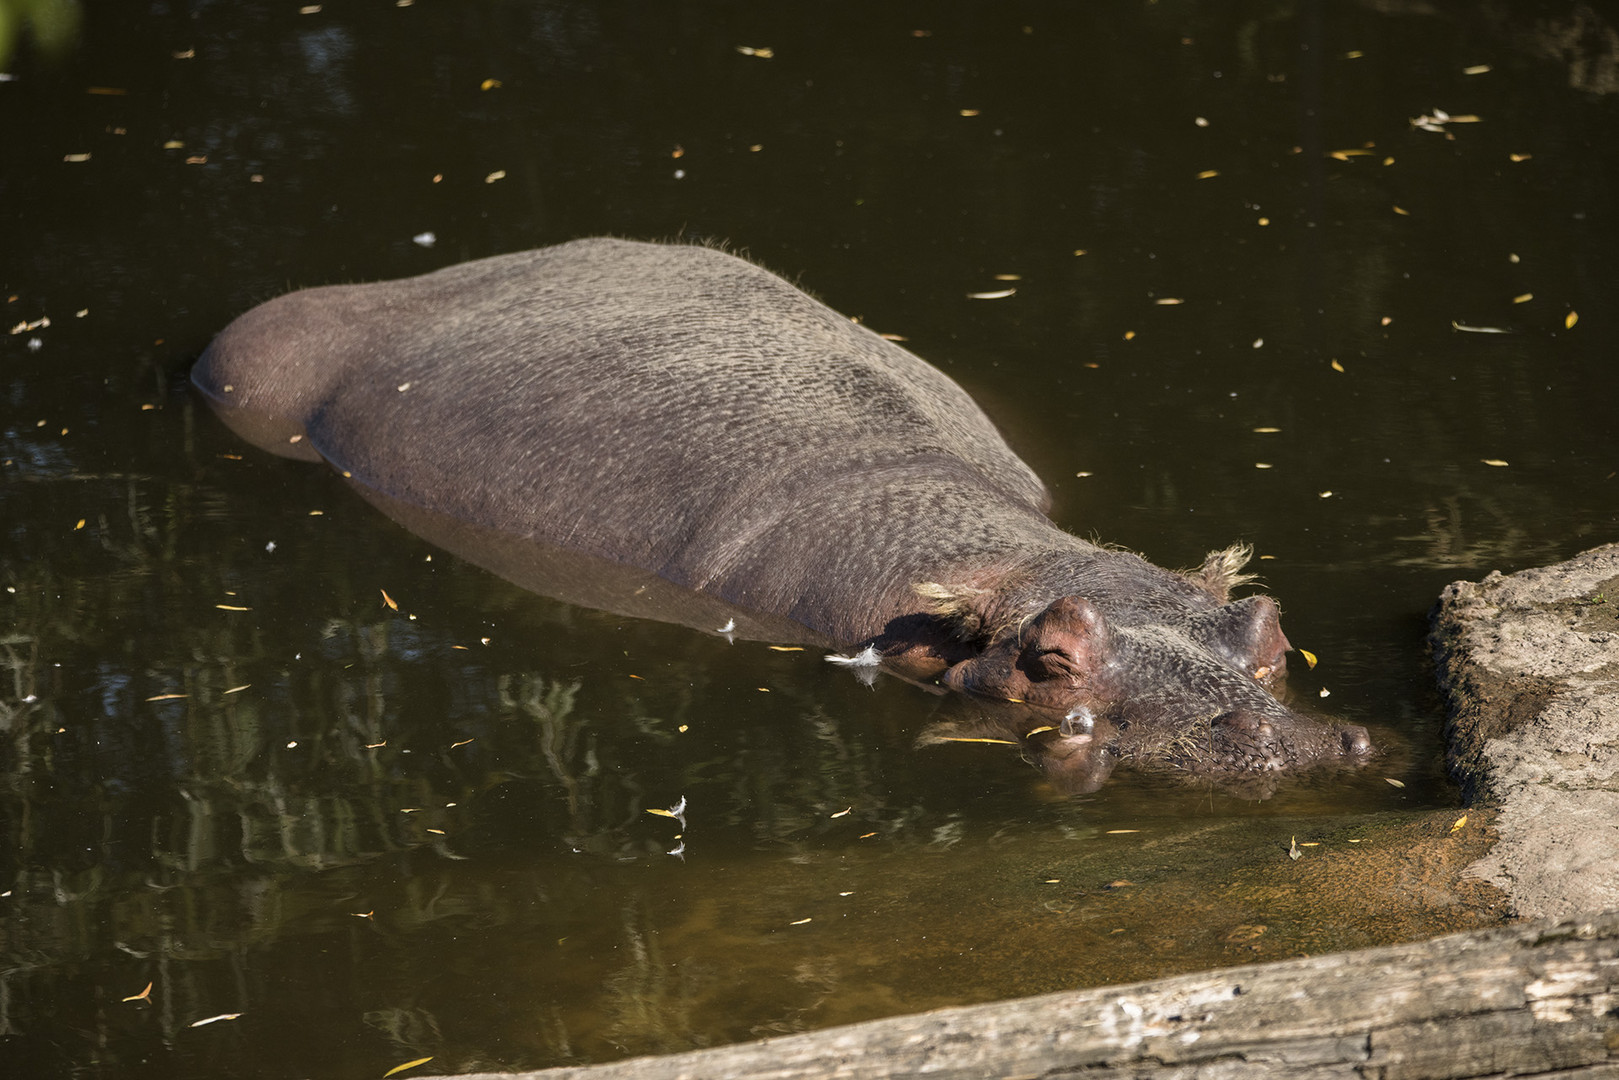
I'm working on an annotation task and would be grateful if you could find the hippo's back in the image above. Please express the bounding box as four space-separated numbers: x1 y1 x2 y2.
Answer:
193 239 1051 629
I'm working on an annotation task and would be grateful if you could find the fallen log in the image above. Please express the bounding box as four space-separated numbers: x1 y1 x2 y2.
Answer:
441 912 1619 1080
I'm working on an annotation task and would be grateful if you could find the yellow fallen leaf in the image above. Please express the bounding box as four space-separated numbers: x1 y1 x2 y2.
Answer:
383 1057 435 1079
1512 293 1533 304
1196 169 1219 179
1392 205 1409 215
122 982 153 1002
1331 358 1345 372
1509 153 1531 162
1155 297 1184 305
449 738 474 748
767 645 803 652
480 78 501 90
1565 310 1579 329
790 917 812 925
935 736 1019 745
1482 459 1509 467
1463 64 1492 75
646 808 677 818
216 604 250 611
189 1012 243 1027
1298 648 1318 669
1105 829 1139 835
1385 777 1405 788
967 288 1015 299
1450 814 1468 833
381 589 398 610
830 807 852 818
145 693 186 701
1025 725 1056 735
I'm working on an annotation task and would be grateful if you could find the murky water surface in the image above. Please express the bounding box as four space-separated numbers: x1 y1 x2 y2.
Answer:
2 2 1615 1076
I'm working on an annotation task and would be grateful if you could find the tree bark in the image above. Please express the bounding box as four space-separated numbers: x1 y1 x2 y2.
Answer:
443 913 1619 1080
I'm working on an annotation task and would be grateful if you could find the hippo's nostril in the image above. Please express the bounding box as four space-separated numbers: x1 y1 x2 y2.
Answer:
1342 725 1372 756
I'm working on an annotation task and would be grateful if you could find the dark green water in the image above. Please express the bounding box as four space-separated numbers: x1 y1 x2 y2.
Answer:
2 2 1615 1076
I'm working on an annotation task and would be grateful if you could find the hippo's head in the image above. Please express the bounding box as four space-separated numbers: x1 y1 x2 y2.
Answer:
938 592 1372 780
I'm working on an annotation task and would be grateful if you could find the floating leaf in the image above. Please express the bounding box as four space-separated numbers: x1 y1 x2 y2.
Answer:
935 736 1019 745
767 645 804 652
1565 310 1579 329
734 45 774 58
1385 777 1406 788
1288 836 1302 860
384 1058 435 1079
1196 169 1219 179
381 589 398 610
480 78 501 90
122 982 153 1003
966 288 1015 299
1331 359 1345 372
1451 321 1509 333
1154 297 1185 305
189 1012 243 1027
830 807 852 818
790 917 812 925
1025 725 1056 736
1512 293 1533 304
1298 648 1318 669
1462 64 1492 75
1104 829 1139 835
1482 459 1509 467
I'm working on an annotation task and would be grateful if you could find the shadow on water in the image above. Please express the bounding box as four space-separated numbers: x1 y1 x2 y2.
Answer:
1 0 1615 1076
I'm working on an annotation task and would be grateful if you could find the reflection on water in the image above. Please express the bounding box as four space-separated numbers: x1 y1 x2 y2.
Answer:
1 0 1615 1076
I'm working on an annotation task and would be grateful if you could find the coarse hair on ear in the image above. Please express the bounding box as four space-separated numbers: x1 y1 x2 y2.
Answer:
1185 543 1259 602
913 581 993 641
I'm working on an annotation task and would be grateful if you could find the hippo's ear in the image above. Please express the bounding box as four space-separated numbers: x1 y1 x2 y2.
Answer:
914 581 995 641
1185 543 1258 602
1019 596 1117 682
1191 595 1291 679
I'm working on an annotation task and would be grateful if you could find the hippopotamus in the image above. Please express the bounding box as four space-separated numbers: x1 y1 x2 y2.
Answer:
192 238 1373 790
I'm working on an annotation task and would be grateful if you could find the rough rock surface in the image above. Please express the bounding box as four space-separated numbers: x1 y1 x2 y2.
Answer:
1431 542 1619 919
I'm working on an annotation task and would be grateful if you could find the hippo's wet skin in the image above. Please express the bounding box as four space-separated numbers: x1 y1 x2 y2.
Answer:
192 238 1373 790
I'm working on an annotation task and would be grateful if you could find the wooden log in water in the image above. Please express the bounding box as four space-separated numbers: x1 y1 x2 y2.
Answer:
442 912 1619 1080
